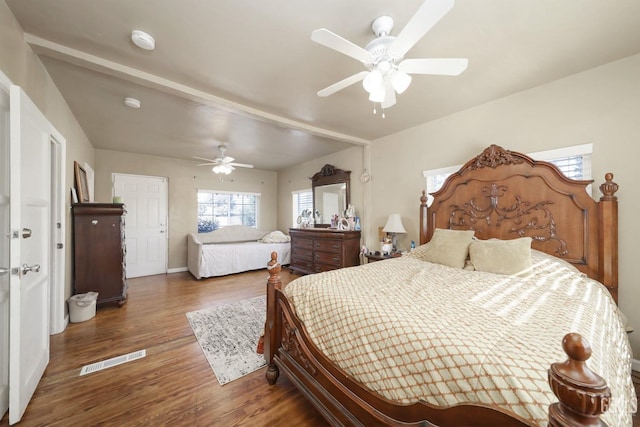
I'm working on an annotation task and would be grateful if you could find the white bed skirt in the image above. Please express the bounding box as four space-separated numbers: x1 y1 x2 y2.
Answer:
187 234 291 279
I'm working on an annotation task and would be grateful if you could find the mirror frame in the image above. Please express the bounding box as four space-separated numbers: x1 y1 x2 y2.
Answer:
311 164 351 228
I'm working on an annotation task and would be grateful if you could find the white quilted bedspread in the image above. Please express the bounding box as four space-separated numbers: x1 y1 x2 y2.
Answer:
284 251 636 426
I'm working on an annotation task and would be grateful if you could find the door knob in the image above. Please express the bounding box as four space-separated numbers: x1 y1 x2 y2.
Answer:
22 228 32 238
0 267 9 276
22 264 41 275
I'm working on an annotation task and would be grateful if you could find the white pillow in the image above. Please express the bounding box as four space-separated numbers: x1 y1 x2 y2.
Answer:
198 225 267 244
469 237 533 275
260 230 291 243
420 228 475 269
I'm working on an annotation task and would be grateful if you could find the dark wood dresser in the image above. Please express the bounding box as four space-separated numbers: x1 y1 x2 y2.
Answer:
72 203 127 305
289 228 361 275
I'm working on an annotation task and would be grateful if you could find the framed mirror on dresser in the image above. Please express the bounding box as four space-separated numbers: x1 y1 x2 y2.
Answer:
311 164 350 227
290 164 360 274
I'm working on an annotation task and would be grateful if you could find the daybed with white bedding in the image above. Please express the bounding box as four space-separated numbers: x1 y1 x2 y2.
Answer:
187 225 291 279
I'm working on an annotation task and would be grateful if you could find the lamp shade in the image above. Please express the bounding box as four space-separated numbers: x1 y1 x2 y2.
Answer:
383 214 406 234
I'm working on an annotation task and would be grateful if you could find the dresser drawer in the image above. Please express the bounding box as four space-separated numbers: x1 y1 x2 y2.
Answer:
314 239 342 253
292 259 314 272
292 247 313 261
292 237 314 250
314 251 341 267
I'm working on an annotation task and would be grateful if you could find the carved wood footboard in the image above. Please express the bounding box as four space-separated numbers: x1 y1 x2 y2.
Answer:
264 253 611 426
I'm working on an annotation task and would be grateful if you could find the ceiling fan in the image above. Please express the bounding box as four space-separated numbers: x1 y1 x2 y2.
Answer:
194 144 254 175
312 0 467 112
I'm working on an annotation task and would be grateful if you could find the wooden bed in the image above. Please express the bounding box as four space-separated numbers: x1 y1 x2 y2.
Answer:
263 145 627 426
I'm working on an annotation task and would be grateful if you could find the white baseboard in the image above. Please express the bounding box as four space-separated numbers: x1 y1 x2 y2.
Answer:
632 358 640 373
167 267 188 274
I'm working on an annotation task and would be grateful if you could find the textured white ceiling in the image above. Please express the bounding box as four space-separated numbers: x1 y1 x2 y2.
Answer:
6 0 640 170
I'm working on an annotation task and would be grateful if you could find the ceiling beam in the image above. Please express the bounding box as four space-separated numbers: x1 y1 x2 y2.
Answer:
25 33 370 147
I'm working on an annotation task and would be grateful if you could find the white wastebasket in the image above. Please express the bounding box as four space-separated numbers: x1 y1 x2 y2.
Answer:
68 292 99 323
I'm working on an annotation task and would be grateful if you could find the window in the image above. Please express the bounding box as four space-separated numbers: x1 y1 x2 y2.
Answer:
197 190 260 232
292 189 312 227
422 144 592 205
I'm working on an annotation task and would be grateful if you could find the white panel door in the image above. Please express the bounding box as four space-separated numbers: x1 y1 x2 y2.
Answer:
8 85 51 424
113 174 168 278
0 75 10 421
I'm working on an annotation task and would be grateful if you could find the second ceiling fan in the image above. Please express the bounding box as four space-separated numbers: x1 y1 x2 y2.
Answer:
312 0 468 110
194 144 254 175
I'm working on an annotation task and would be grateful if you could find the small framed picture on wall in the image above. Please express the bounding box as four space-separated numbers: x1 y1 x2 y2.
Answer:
74 161 90 203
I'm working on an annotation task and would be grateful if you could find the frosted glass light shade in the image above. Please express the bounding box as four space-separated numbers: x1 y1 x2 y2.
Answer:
383 214 406 233
390 70 412 94
362 69 383 93
368 85 386 103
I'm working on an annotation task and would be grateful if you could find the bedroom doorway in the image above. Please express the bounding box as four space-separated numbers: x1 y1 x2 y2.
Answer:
112 174 168 278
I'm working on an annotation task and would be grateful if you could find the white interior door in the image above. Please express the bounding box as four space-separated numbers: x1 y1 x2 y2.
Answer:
0 74 10 422
113 174 168 278
8 85 52 424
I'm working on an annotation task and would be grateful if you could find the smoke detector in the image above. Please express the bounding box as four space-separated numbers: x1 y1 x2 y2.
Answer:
124 97 141 109
131 30 155 50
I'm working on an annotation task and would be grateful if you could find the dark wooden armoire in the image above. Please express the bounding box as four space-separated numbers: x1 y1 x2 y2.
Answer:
72 203 127 305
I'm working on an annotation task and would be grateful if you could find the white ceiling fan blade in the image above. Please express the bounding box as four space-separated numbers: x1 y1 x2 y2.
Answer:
229 163 254 169
312 29 374 64
390 0 455 58
399 58 468 75
193 156 217 163
381 82 396 109
221 156 235 163
318 71 369 97
197 162 217 166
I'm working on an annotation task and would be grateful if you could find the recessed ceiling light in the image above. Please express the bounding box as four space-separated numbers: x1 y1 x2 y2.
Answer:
124 97 141 109
131 30 155 50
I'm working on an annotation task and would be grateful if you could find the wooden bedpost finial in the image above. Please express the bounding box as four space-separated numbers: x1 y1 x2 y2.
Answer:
599 173 618 201
548 333 611 426
267 251 281 278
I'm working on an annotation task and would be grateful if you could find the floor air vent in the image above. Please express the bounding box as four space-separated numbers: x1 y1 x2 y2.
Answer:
80 349 146 376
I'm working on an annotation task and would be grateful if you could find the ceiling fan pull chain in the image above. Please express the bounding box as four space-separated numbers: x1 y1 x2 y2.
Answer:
373 103 377 115
382 108 386 119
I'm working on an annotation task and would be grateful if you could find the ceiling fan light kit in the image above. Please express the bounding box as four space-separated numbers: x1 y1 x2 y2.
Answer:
212 164 233 175
312 0 467 115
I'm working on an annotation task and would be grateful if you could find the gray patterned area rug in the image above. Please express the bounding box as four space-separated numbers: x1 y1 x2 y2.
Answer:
186 295 266 385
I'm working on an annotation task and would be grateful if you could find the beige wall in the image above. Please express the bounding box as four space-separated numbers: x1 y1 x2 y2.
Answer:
276 145 366 233
368 53 640 357
94 149 278 270
0 1 95 306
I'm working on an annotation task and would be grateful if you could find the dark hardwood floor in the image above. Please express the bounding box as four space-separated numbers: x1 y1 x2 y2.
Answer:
1 269 638 426
1 269 327 427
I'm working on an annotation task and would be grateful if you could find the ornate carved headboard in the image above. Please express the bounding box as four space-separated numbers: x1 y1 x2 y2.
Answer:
419 145 619 302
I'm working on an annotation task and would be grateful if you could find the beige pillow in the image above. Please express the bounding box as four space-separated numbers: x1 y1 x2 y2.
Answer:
259 230 291 243
469 237 533 275
421 228 475 269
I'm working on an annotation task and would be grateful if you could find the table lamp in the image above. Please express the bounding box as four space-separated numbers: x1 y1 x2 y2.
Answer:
383 214 406 253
